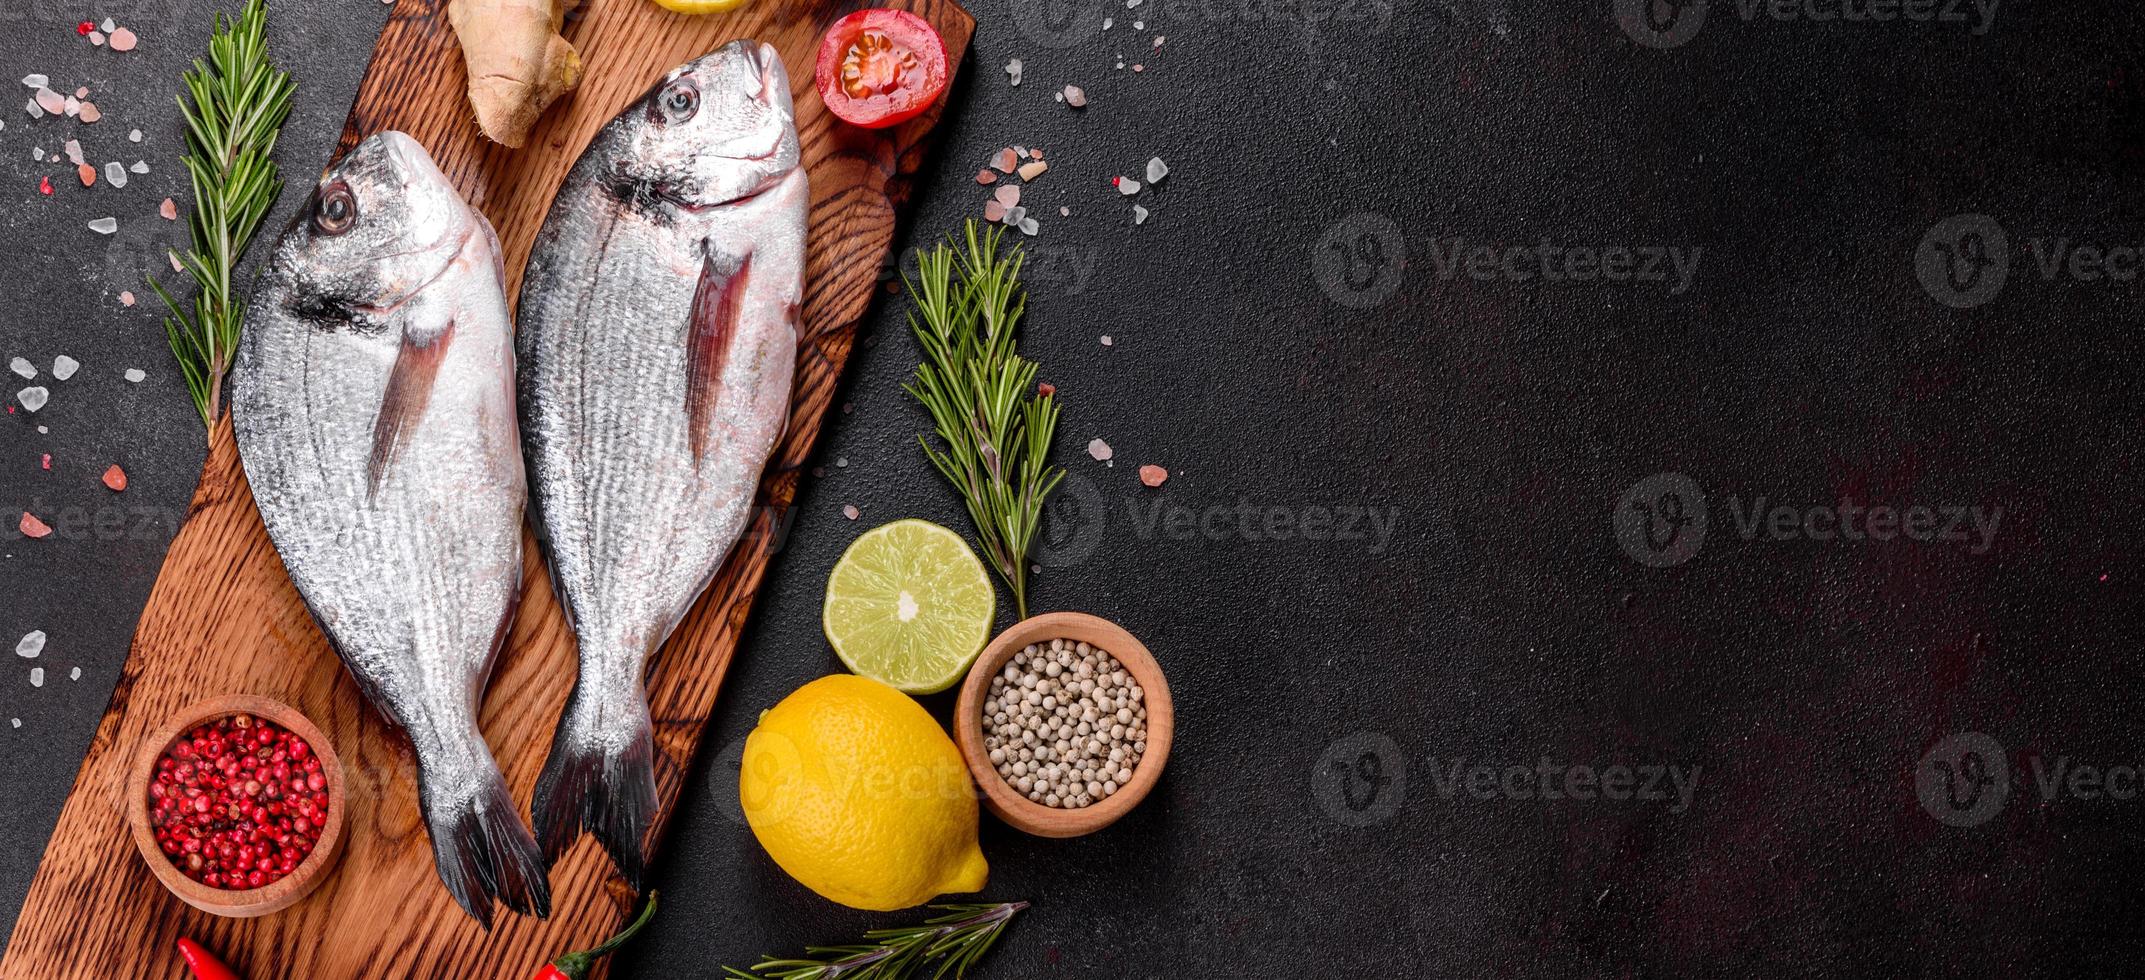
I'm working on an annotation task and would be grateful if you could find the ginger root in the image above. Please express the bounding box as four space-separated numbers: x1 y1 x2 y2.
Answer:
448 0 583 148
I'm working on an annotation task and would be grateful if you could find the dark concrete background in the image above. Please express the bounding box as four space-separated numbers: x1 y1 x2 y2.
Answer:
6 0 2145 976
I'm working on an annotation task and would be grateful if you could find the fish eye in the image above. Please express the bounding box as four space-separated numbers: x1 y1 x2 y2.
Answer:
656 80 700 125
312 181 358 237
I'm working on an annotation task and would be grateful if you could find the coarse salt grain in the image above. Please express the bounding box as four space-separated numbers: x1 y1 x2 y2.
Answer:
103 465 127 491
105 162 127 187
34 88 64 114
1101 335 1114 346
1005 58 1022 85
64 140 83 165
993 184 1020 208
1116 177 1141 195
78 102 101 123
124 368 145 383
1147 157 1169 182
160 198 178 220
129 160 148 174
9 357 32 379
110 27 138 51
14 631 43 658
19 513 51 538
119 291 135 306
29 667 43 688
17 386 48 411
842 504 860 520
1139 464 1168 487
1063 85 1087 108
1133 204 1149 224
129 128 142 142
69 667 79 681
52 355 77 381
21 75 47 89
89 217 118 235
1087 438 1113 461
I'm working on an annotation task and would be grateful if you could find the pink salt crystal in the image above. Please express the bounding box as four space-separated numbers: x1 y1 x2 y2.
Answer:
89 31 105 46
1139 464 1169 487
1017 160 1047 181
77 163 96 187
74 87 88 99
990 147 1017 172
993 184 1020 207
841 504 859 521
19 513 51 538
976 169 997 185
119 291 135 307
984 199 1007 222
159 198 178 220
34 89 64 115
77 102 99 123
1087 438 1113 461
110 28 138 52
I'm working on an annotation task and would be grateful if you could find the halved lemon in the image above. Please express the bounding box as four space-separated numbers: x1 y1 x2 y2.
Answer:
823 519 994 694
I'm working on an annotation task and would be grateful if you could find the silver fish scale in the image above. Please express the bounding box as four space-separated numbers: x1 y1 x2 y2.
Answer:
233 131 546 924
515 40 807 886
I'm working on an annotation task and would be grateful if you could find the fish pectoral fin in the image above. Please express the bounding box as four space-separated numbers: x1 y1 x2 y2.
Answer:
686 242 753 465
368 318 457 496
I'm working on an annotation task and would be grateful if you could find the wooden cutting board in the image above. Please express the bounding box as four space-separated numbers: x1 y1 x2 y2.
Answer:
0 0 970 976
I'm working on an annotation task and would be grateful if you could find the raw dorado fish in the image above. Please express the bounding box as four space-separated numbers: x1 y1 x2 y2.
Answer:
232 131 547 926
517 40 807 888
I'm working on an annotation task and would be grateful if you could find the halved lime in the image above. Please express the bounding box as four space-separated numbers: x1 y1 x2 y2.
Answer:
823 519 995 694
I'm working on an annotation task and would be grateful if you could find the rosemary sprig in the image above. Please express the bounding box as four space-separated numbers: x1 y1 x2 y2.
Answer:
723 902 1028 980
904 221 1065 620
148 0 294 439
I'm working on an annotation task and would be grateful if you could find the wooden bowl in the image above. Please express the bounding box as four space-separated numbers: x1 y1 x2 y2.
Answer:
126 695 346 917
954 612 1173 837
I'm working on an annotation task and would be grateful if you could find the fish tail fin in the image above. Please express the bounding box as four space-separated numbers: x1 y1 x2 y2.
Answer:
532 683 657 891
420 759 553 928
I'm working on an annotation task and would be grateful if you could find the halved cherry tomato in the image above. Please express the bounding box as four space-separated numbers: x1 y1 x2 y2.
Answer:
814 8 948 129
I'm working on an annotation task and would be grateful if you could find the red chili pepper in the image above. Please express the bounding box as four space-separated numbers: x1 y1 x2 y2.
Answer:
533 892 658 980
76 21 94 35
176 938 242 980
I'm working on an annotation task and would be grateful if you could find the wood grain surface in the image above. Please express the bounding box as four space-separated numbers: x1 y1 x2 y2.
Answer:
0 0 971 975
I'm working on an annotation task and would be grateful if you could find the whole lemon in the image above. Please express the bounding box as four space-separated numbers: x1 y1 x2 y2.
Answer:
740 674 987 911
